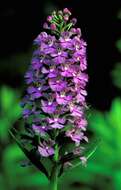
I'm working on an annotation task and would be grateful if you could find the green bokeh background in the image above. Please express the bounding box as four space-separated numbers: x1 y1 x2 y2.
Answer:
0 2 121 190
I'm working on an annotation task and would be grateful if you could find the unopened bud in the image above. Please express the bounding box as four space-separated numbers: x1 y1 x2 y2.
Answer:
50 23 57 30
71 18 77 25
43 22 49 29
63 8 71 15
47 15 53 22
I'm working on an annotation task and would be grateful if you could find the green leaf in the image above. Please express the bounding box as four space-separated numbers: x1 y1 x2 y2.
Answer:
59 138 100 177
9 128 49 179
83 138 101 159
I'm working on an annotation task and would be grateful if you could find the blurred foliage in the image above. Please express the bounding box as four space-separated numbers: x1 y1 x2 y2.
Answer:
111 62 121 89
116 38 121 53
0 86 48 190
111 9 121 90
0 86 21 143
0 51 32 73
117 9 121 20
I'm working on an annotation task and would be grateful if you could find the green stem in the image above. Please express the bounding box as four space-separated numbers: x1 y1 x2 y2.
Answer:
50 165 58 190
50 144 59 190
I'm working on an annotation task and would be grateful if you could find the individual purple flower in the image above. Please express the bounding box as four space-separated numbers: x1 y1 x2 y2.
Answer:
47 117 66 129
73 72 88 86
74 118 87 130
59 32 73 49
31 57 42 70
32 124 47 134
41 100 57 114
49 78 67 92
38 141 54 157
50 47 68 64
56 92 72 105
41 66 58 78
76 90 87 104
24 70 34 84
66 129 85 144
27 86 42 100
60 64 79 77
69 104 83 117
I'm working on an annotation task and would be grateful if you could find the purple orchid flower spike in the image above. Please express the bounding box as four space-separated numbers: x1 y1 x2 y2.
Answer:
16 8 91 190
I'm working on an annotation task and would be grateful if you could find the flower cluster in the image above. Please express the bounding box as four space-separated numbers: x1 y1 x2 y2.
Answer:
21 8 88 162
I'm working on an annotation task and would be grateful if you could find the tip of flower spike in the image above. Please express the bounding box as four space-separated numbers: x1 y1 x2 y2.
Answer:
63 8 71 15
43 8 77 35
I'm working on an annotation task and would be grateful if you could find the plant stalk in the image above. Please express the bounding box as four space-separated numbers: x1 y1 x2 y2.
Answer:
50 144 59 190
50 164 58 190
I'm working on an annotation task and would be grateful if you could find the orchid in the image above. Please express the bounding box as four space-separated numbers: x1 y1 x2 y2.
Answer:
10 8 98 190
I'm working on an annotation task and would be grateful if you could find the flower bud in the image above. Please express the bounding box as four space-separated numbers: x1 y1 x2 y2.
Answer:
63 8 71 15
43 22 49 29
50 23 56 31
47 15 53 22
64 15 69 21
71 18 77 25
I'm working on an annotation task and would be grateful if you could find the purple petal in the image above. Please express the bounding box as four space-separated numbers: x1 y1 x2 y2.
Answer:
50 122 64 129
27 86 36 94
49 79 67 92
32 124 46 134
41 100 57 114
